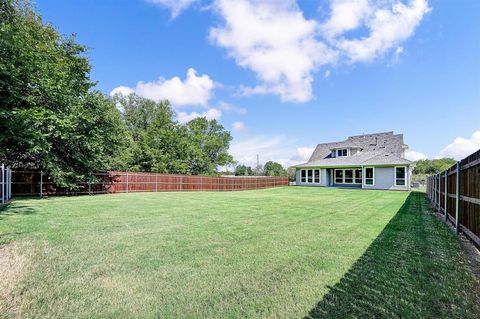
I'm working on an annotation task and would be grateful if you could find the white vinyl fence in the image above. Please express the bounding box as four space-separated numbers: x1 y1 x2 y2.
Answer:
1 164 13 206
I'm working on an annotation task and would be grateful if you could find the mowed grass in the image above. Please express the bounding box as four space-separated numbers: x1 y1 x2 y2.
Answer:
0 187 479 318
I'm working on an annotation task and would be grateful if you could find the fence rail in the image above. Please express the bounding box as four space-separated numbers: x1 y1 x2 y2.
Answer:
427 149 480 246
1 164 13 206
11 170 288 196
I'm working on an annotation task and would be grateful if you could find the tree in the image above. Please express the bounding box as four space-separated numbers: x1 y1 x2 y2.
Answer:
413 158 456 175
263 161 287 176
411 158 457 185
184 118 234 175
0 0 127 188
287 166 297 182
113 94 234 175
235 165 253 176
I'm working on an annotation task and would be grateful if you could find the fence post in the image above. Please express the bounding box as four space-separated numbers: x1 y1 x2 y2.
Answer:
437 174 440 210
429 177 431 200
9 168 12 200
1 164 4 205
40 170 43 198
88 173 92 195
126 172 129 193
155 175 158 192
180 175 183 191
455 161 461 234
444 172 448 222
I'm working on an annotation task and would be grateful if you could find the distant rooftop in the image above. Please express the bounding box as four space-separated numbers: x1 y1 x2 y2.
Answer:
296 131 411 167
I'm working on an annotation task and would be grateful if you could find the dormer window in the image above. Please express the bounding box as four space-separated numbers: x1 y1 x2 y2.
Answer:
337 149 348 157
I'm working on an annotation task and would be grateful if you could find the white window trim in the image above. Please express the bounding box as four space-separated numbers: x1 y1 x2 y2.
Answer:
394 166 407 187
334 168 362 185
300 169 321 184
336 148 349 157
364 167 375 187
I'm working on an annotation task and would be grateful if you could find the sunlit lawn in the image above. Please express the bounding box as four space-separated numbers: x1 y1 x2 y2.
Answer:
1 188 479 318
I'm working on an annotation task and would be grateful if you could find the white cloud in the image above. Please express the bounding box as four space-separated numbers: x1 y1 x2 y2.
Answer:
229 135 313 168
321 0 373 39
336 0 431 62
176 108 222 123
232 121 247 132
208 0 430 102
110 68 214 107
439 131 480 160
405 150 427 161
210 0 338 103
218 101 247 114
110 86 134 96
148 0 198 18
291 146 315 162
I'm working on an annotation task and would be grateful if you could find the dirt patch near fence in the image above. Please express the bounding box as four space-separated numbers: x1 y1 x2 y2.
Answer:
0 241 32 318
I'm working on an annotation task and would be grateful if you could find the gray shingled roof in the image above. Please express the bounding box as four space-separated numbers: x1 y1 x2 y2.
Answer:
295 132 411 168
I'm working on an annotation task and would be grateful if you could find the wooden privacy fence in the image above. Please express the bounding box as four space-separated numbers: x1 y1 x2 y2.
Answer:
1 164 13 206
427 149 480 246
11 170 288 196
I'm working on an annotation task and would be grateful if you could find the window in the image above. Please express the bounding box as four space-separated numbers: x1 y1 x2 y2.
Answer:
335 169 343 183
355 169 362 184
345 169 353 183
314 170 320 183
334 169 362 184
337 149 348 157
365 167 374 185
395 167 406 186
300 169 321 184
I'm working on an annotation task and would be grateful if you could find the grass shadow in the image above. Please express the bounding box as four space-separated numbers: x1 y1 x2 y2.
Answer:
0 204 37 219
305 192 480 318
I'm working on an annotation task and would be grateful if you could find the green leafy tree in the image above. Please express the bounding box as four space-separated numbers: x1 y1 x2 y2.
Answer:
113 94 234 175
412 158 457 184
287 166 297 182
0 0 127 187
235 165 253 176
184 118 234 175
413 158 456 175
263 161 287 177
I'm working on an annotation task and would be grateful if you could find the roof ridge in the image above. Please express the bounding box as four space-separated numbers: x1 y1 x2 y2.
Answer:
347 131 394 139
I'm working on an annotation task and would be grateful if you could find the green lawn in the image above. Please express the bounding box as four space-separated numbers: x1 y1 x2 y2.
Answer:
0 188 479 318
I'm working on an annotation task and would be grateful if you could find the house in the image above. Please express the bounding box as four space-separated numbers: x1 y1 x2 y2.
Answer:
294 132 412 190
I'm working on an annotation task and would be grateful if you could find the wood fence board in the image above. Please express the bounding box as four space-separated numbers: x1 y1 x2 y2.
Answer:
427 148 480 246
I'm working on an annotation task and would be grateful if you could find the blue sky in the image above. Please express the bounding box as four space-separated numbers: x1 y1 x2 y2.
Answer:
37 0 480 166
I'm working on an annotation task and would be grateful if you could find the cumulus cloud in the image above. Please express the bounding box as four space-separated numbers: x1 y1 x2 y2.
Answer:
336 0 431 62
232 121 247 132
176 108 222 123
439 131 480 160
148 0 198 18
321 0 373 39
110 68 214 107
210 0 338 103
110 86 135 96
208 0 430 102
405 150 427 161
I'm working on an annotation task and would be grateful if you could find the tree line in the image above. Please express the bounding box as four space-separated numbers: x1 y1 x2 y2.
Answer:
412 158 457 184
0 0 288 189
234 161 287 177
